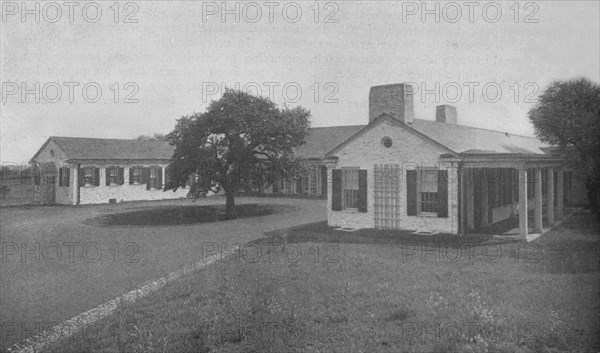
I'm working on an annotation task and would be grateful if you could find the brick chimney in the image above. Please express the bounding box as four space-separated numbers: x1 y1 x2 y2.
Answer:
435 105 457 124
369 83 414 124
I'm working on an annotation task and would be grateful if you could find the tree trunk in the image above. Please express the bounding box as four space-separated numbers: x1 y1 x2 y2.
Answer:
225 192 237 219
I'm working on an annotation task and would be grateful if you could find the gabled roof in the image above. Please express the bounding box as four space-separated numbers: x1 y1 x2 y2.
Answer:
294 125 365 159
325 115 458 157
410 119 549 155
325 115 549 158
32 137 174 162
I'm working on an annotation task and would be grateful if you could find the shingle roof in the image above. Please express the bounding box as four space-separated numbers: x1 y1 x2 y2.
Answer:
48 137 174 161
294 125 366 159
410 119 548 154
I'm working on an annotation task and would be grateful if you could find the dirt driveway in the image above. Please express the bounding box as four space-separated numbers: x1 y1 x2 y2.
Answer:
0 197 326 349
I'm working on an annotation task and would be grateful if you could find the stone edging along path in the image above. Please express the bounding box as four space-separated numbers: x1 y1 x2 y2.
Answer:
7 246 239 353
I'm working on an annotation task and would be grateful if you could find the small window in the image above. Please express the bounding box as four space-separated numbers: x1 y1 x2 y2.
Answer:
419 168 438 214
130 167 142 184
82 167 99 187
84 167 94 185
343 169 359 209
107 167 118 185
382 136 393 148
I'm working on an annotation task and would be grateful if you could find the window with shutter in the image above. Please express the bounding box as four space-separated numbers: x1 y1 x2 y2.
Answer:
437 170 448 217
343 168 359 209
93 168 100 186
157 167 163 190
106 167 114 186
78 167 84 187
419 168 438 214
331 169 342 211
145 168 152 190
118 167 124 185
358 170 367 213
63 167 70 187
320 165 328 196
130 167 141 185
406 170 417 216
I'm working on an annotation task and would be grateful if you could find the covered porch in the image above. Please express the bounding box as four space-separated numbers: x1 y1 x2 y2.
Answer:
450 154 568 240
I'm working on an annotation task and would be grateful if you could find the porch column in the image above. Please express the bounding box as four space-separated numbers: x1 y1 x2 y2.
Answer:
547 168 554 225
481 177 489 226
534 168 543 233
459 166 466 235
161 166 166 189
124 167 130 186
518 168 528 239
71 166 78 205
100 167 106 187
556 168 564 219
466 170 474 231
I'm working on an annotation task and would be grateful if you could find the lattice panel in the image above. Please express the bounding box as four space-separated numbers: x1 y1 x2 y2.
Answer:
374 164 402 230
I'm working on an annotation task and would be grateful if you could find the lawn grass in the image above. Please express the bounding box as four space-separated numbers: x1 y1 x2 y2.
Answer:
44 211 599 353
85 203 277 226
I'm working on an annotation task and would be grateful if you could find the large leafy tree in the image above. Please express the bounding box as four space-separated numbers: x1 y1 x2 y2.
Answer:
166 89 311 219
528 78 600 213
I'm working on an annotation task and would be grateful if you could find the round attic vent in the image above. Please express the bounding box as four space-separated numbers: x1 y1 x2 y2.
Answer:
382 136 393 148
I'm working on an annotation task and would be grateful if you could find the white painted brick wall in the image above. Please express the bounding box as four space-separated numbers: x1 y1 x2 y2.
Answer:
78 164 188 205
327 119 459 234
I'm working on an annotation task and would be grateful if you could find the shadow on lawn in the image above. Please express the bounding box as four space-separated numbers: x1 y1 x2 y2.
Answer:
84 203 282 227
256 212 600 274
256 221 519 247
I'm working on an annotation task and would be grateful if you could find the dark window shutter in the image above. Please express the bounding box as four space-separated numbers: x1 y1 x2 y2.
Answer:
513 169 517 203
146 168 151 190
94 167 100 186
59 167 63 187
437 170 448 217
165 165 170 186
157 167 163 190
78 167 84 186
332 169 342 211
320 166 328 196
118 167 124 185
296 178 302 194
65 168 70 187
106 167 111 186
406 170 417 216
140 167 147 184
358 169 368 213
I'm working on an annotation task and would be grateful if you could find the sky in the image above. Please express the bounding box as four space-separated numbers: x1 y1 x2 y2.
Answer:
1 0 599 163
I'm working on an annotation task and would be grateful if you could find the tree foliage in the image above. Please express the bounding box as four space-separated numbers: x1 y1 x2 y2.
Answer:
166 89 311 219
136 133 168 141
528 78 600 211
